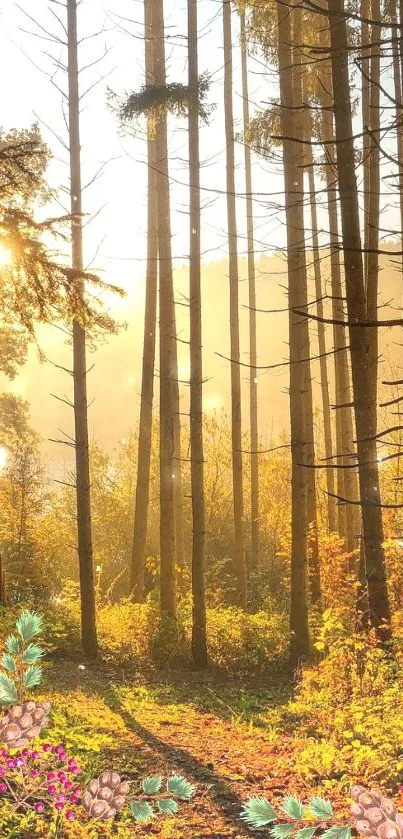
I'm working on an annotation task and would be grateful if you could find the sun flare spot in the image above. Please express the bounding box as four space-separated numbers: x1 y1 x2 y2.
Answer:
0 244 12 268
0 447 8 471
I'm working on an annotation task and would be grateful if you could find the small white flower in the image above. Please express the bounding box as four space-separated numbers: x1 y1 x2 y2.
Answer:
78 664 86 671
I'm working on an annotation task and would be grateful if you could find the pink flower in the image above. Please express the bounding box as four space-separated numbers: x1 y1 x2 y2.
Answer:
57 794 66 803
65 810 75 821
30 769 39 778
7 759 15 769
70 766 81 775
47 784 56 794
69 794 79 804
34 802 45 813
59 752 67 762
1 749 8 758
55 801 64 811
64 781 73 790
58 771 67 781
72 787 82 795
15 758 24 768
46 772 56 781
0 783 7 793
42 744 52 752
31 751 40 760
0 767 5 777
54 745 64 754
21 749 30 757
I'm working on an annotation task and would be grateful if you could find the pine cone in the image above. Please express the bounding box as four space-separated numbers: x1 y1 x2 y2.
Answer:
82 771 130 820
351 786 402 839
0 700 51 749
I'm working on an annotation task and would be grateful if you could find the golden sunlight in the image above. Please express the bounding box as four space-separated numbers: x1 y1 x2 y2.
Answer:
0 244 12 268
0 447 7 470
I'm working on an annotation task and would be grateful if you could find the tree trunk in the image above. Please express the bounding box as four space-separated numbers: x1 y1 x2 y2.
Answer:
307 155 337 534
188 0 207 669
171 303 186 572
240 12 259 571
319 21 360 558
361 0 371 287
67 0 98 659
295 10 320 607
223 0 247 607
277 0 310 662
328 0 391 642
130 0 158 601
154 0 177 618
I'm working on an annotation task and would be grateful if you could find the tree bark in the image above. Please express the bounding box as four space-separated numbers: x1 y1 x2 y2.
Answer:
328 0 391 642
294 10 320 607
154 0 177 618
67 0 98 659
306 154 337 534
129 0 158 601
188 0 208 669
277 0 310 662
240 12 259 571
319 20 360 558
223 0 247 607
361 0 371 287
171 304 186 573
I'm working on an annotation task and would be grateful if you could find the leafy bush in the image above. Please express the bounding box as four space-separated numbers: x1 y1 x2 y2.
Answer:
30 596 289 675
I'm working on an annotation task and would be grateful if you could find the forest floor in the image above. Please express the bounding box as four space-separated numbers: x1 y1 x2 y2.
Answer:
41 660 351 839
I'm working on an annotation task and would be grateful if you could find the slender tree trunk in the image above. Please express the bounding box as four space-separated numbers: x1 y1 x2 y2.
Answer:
306 153 337 533
319 22 360 558
277 0 310 662
171 304 186 572
361 0 371 287
391 0 403 302
295 12 320 607
240 12 259 571
67 0 98 659
223 0 247 607
130 0 158 600
328 0 391 642
188 0 207 669
154 0 177 618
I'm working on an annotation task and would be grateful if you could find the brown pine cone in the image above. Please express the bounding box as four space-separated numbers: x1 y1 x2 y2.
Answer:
351 786 403 839
82 771 130 820
0 701 51 749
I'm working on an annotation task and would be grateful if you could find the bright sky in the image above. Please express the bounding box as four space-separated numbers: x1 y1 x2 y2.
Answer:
0 0 285 302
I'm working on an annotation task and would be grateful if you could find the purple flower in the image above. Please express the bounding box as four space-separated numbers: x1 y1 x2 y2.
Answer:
65 810 75 821
34 802 45 813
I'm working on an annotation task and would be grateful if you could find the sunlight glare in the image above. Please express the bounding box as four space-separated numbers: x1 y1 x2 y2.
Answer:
0 245 12 268
0 447 8 471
